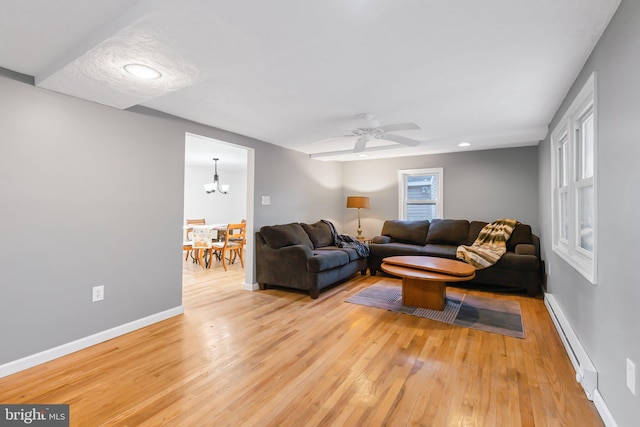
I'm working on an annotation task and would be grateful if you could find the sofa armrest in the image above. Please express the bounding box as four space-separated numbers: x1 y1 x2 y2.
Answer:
256 241 314 282
515 243 536 256
372 235 392 244
498 252 539 271
268 244 314 263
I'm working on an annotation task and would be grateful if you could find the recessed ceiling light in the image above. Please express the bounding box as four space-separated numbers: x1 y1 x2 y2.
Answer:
458 142 471 147
123 63 162 80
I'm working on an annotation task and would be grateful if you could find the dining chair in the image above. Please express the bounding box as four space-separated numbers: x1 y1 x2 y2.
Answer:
228 219 247 263
184 218 206 261
210 223 246 271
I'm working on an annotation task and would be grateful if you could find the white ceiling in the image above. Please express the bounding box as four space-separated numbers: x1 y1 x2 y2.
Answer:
0 0 620 162
184 133 248 168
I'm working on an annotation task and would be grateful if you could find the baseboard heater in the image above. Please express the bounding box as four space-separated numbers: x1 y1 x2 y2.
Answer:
544 293 598 400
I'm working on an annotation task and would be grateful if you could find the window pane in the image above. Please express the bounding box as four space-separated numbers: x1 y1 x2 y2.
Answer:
407 203 436 221
560 140 568 187
560 192 568 240
578 186 594 253
557 146 563 187
400 168 442 221
580 114 594 179
407 175 437 201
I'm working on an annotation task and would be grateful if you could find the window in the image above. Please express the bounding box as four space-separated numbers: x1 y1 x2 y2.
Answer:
551 72 597 283
398 168 443 221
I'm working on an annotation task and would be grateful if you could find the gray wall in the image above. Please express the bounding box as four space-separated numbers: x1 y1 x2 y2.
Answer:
341 146 539 238
538 1 639 425
254 147 343 229
0 73 183 363
0 70 342 365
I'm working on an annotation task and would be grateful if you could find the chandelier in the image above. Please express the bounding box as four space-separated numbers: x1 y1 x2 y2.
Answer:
204 158 229 194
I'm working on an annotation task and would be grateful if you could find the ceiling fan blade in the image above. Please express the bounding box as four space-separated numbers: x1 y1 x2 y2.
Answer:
353 135 369 152
379 122 421 133
310 135 356 145
383 134 422 147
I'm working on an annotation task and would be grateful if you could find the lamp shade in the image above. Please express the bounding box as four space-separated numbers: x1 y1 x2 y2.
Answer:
346 196 370 209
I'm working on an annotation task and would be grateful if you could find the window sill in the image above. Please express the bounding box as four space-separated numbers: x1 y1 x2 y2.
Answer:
552 244 596 285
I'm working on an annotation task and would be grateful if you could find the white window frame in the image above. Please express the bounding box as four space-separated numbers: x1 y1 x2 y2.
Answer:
550 72 597 284
398 168 444 220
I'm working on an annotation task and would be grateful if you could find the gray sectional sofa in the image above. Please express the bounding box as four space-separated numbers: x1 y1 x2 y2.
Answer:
368 219 542 296
256 221 368 298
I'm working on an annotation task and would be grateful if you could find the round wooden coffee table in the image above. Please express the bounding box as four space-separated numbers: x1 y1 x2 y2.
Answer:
381 256 476 311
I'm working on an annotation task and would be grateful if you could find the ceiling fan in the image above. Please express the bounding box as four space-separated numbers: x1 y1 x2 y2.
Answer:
318 113 422 153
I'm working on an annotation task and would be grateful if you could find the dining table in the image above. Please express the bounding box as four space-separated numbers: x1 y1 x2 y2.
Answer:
185 224 228 268
189 223 227 241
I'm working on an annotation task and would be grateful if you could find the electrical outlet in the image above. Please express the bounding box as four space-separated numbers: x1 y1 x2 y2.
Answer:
92 285 104 303
627 358 636 395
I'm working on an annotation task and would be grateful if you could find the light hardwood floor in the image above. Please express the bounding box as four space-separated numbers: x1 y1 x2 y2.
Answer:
0 258 603 426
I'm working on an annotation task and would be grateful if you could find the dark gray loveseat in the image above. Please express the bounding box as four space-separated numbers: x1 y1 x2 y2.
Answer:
256 221 368 298
368 219 542 296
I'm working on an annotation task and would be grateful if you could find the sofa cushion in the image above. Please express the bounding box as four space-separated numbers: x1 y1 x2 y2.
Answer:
372 235 392 244
369 242 431 258
315 246 361 262
307 250 350 272
380 220 430 245
467 221 488 245
260 223 313 249
507 223 533 251
426 219 469 245
301 221 334 248
422 244 458 259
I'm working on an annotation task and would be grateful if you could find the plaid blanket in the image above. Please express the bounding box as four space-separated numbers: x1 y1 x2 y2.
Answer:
321 219 370 258
456 219 519 269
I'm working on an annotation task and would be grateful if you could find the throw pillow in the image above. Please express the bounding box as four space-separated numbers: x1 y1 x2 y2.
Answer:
426 219 470 245
260 223 314 249
380 220 430 245
467 221 488 245
301 221 334 248
506 223 533 251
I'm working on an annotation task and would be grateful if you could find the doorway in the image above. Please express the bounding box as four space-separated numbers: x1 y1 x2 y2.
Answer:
183 132 255 289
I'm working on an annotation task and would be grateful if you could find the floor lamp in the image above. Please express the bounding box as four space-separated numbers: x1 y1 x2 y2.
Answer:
346 196 370 238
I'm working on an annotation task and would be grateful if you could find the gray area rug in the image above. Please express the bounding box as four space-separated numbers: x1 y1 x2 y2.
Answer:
346 283 524 339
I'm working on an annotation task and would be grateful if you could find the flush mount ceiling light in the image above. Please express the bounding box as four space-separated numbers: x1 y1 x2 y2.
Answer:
123 63 162 80
458 142 471 147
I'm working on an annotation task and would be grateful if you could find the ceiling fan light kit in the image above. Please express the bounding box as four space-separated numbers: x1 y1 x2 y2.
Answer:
353 113 380 130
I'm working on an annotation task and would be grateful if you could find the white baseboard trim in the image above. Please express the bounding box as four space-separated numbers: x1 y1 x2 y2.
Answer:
544 293 617 426
593 389 618 427
244 282 259 291
0 306 184 378
544 293 597 399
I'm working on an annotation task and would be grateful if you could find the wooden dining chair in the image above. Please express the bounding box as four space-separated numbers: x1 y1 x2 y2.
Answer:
227 219 247 264
210 223 246 271
184 218 206 261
